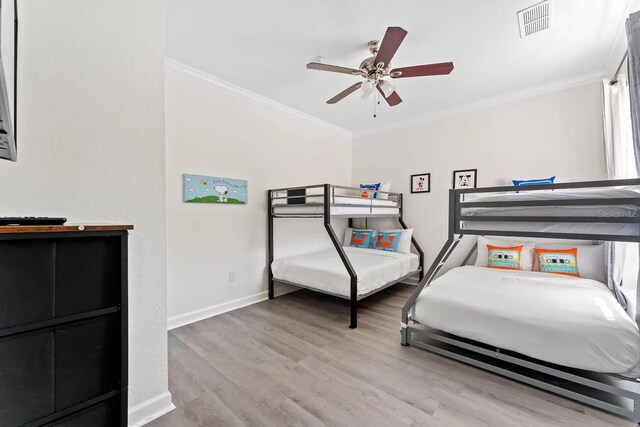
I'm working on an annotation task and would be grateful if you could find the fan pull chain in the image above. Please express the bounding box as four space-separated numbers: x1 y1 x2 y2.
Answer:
373 90 377 118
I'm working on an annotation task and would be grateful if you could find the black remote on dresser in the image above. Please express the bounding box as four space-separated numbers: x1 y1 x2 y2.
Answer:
0 217 67 226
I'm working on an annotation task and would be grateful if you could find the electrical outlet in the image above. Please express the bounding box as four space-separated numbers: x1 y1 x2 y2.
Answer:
229 272 236 282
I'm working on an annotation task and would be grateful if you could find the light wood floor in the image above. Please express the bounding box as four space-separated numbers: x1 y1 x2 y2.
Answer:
150 284 634 427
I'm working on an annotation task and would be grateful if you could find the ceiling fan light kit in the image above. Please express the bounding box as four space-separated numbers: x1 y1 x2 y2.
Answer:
360 80 375 100
379 80 396 98
306 26 454 116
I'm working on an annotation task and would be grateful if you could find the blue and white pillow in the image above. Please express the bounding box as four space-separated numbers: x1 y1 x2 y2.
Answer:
348 229 375 248
359 183 381 198
512 176 555 187
373 231 402 252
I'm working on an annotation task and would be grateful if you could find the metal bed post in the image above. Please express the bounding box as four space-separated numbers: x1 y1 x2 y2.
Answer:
398 192 425 280
401 190 463 345
268 189 274 300
322 184 359 328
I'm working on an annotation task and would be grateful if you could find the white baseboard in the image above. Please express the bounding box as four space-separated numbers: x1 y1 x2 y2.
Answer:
167 285 296 330
129 391 175 427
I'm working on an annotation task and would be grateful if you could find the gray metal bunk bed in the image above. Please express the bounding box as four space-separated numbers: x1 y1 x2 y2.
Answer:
268 183 424 328
401 178 640 424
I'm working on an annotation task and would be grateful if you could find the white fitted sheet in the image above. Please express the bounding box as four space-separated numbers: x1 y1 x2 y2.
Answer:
272 246 419 297
413 266 640 376
461 188 640 235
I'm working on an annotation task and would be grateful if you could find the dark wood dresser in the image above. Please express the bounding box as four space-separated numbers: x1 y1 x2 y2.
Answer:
0 225 132 426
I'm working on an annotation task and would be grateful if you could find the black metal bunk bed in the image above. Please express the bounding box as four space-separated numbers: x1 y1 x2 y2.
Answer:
268 183 424 329
401 178 640 423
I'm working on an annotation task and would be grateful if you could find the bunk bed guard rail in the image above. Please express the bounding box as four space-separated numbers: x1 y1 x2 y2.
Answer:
268 184 425 329
454 178 640 242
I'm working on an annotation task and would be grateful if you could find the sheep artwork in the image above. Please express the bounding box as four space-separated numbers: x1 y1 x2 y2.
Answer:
183 174 248 205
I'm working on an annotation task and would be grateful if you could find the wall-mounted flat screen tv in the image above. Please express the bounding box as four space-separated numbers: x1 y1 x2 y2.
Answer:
0 0 17 161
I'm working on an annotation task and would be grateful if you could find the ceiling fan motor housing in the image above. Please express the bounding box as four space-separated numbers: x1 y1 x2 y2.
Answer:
360 56 389 83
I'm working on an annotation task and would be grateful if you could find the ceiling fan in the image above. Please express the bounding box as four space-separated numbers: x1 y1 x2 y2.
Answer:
306 27 454 109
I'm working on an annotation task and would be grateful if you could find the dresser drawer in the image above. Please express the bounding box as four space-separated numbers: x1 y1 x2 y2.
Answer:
55 314 121 411
0 330 54 426
0 313 120 425
0 240 55 329
55 237 121 317
0 237 121 333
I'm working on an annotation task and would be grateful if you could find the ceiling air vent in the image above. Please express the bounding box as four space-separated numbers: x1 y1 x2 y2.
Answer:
517 1 550 38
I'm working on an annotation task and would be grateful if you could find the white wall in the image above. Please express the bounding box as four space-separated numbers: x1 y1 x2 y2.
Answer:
0 0 170 422
352 83 607 269
165 72 352 327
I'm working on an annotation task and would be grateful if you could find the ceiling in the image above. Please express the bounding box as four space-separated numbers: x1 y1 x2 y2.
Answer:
166 0 630 134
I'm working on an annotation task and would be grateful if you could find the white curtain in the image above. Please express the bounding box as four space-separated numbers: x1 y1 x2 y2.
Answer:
627 10 640 324
602 75 635 311
603 74 635 179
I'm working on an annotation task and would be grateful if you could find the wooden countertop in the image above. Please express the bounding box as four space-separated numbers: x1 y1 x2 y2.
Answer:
0 224 134 234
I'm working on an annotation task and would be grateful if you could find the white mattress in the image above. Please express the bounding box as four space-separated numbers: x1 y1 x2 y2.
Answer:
461 188 640 235
272 247 419 297
413 266 640 376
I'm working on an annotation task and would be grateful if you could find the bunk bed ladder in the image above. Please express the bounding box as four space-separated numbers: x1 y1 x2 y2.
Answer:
401 189 461 345
323 184 359 328
400 235 461 345
268 189 275 300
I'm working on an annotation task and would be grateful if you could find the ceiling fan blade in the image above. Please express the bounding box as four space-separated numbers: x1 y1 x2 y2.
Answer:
326 82 363 104
373 27 408 68
390 62 454 78
307 62 362 76
376 84 402 106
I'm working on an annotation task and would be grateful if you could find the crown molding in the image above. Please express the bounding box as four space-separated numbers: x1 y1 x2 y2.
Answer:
165 58 353 140
166 58 607 141
354 72 606 139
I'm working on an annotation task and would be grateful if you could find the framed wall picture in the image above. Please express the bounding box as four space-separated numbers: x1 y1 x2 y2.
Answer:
410 173 431 193
453 169 477 189
183 174 248 204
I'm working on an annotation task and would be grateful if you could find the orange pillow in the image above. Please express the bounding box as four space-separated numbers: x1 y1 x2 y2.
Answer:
534 248 579 277
487 244 523 270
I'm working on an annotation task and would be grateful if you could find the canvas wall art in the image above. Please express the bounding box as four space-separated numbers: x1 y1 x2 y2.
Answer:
183 174 248 204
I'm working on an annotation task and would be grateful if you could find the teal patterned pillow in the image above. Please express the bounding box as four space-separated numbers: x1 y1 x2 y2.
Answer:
348 229 374 248
373 231 401 252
